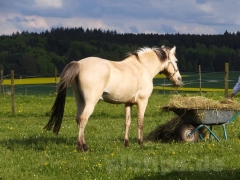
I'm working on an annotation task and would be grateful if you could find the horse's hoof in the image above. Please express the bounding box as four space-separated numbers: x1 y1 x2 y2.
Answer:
77 142 89 152
83 144 89 151
124 139 129 147
138 139 144 146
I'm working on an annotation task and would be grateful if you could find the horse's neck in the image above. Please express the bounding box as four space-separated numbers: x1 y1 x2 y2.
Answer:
139 56 164 78
123 55 164 78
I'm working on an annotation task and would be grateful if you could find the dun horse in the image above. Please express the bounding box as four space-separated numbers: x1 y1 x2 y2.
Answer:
44 46 182 151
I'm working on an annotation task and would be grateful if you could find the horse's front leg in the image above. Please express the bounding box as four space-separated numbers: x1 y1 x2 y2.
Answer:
124 103 133 147
137 99 148 146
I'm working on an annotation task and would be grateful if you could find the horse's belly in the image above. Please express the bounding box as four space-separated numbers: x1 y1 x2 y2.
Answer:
100 92 137 104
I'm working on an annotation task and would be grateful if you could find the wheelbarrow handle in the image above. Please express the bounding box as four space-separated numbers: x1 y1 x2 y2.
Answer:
228 111 240 123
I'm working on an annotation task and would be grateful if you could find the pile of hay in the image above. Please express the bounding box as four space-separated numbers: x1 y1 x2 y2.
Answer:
146 95 240 142
146 116 184 142
162 95 240 111
146 116 208 142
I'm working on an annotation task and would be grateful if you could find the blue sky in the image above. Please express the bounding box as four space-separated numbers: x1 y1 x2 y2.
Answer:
0 0 240 35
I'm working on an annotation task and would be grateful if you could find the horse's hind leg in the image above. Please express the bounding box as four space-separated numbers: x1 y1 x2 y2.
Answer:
124 103 133 147
137 99 148 146
76 97 100 151
75 99 96 152
76 117 88 151
72 80 95 152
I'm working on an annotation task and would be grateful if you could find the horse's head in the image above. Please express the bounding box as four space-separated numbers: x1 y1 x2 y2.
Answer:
160 46 182 86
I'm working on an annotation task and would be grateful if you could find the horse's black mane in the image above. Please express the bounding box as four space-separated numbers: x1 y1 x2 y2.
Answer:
128 52 140 60
127 46 170 61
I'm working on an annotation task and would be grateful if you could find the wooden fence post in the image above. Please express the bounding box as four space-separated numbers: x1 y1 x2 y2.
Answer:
225 63 229 98
0 70 3 95
199 65 202 96
55 68 58 94
11 70 15 114
163 78 165 95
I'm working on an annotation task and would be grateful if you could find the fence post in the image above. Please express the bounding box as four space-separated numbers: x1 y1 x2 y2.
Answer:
199 65 202 96
0 70 3 95
225 63 229 98
55 68 58 94
163 78 165 95
11 70 15 114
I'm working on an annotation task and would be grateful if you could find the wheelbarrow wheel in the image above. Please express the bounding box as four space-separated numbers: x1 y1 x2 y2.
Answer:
179 124 199 142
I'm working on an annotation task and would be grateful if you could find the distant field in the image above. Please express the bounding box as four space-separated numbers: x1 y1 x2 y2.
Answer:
3 77 60 85
1 77 62 96
1 72 239 95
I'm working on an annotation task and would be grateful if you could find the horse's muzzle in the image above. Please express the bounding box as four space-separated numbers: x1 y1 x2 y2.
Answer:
174 76 183 87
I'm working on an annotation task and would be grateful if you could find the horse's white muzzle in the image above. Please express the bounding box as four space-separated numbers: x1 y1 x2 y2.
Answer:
173 75 183 86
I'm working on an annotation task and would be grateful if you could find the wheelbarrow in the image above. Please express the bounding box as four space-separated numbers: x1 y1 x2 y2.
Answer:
168 108 240 142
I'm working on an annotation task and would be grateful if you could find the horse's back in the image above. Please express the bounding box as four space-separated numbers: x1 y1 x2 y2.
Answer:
77 57 142 84
78 57 109 71
76 57 111 90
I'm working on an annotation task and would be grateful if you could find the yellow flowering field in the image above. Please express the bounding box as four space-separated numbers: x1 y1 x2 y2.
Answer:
2 77 60 85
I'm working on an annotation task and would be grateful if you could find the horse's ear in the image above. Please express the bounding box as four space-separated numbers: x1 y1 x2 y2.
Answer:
170 46 176 54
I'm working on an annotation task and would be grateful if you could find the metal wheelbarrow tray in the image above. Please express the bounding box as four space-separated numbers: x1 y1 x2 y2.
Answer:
168 108 240 142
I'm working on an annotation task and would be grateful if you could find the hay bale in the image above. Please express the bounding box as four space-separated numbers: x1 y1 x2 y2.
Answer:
162 95 240 111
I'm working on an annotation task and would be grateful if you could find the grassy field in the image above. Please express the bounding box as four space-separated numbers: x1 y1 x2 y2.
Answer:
1 92 240 179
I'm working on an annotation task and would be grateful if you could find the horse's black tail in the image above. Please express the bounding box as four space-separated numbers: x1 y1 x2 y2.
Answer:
44 61 80 134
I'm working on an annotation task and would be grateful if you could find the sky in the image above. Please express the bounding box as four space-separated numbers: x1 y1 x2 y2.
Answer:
0 0 240 36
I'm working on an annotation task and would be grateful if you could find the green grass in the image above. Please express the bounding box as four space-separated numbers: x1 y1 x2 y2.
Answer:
1 92 240 179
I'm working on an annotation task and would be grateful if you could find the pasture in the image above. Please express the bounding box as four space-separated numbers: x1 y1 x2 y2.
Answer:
1 92 240 179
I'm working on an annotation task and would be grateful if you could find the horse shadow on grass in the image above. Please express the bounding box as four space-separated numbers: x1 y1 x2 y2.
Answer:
132 169 240 180
0 134 76 151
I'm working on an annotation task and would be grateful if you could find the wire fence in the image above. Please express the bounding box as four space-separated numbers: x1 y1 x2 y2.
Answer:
157 71 238 89
0 70 239 96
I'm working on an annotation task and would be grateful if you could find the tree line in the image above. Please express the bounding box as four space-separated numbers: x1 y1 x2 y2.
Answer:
0 27 240 76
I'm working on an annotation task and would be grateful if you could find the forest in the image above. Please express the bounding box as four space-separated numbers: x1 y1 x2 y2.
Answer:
0 27 240 76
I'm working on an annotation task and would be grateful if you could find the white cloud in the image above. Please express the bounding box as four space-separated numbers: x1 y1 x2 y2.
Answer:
0 12 50 35
198 3 214 13
0 17 18 35
0 0 240 35
35 0 62 8
21 16 49 30
174 23 217 35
